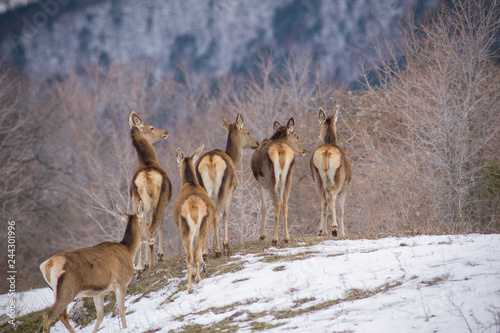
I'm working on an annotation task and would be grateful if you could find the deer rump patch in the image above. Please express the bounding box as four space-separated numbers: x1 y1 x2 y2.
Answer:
197 154 227 199
40 256 66 294
134 171 164 212
267 143 294 185
312 145 342 192
180 195 208 233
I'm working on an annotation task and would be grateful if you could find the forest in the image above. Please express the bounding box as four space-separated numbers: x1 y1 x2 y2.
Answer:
0 0 499 292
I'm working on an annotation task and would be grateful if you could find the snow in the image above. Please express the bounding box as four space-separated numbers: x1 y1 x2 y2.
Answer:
2 234 499 332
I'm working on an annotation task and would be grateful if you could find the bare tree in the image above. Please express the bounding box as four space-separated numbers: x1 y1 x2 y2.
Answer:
360 0 500 232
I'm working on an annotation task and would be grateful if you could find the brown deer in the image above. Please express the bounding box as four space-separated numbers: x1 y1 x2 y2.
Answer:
310 106 352 238
251 117 307 244
39 202 153 333
195 113 258 255
129 112 172 276
174 145 215 293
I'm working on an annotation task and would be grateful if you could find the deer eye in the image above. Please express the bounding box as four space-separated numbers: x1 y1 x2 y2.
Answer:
150 126 154 130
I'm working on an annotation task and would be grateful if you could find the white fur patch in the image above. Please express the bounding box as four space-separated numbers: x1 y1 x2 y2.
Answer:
40 256 66 297
198 155 226 200
313 146 341 191
135 171 164 213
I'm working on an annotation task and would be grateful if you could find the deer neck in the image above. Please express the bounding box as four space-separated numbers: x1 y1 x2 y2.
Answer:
131 128 158 164
323 126 338 145
120 219 142 258
182 163 199 186
225 134 242 168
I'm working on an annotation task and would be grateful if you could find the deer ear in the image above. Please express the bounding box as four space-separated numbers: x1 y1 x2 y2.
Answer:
192 145 204 163
137 201 144 219
222 115 231 129
116 205 128 222
176 148 185 164
236 113 244 129
332 105 340 123
318 108 327 124
129 112 144 130
273 121 281 132
287 117 295 133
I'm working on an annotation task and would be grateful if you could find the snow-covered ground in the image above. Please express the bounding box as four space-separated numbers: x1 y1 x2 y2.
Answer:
2 234 500 332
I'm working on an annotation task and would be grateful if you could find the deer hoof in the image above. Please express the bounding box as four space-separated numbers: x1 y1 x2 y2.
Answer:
200 265 206 274
271 239 278 245
135 271 143 280
318 230 323 236
223 243 230 250
284 238 289 243
332 229 338 237
260 235 266 241
157 253 164 262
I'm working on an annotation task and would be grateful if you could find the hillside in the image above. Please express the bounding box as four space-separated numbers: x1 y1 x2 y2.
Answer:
1 234 499 332
0 0 438 83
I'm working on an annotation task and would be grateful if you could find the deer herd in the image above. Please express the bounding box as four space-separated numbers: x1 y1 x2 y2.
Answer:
40 106 351 332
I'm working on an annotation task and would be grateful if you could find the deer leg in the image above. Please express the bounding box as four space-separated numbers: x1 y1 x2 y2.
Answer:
282 171 294 243
43 300 75 333
116 285 127 329
338 190 347 238
269 186 282 245
92 294 105 333
319 189 328 236
135 245 144 279
153 204 166 262
58 308 73 333
182 235 194 293
222 188 235 251
329 190 338 237
259 185 268 240
197 214 212 276
213 201 224 256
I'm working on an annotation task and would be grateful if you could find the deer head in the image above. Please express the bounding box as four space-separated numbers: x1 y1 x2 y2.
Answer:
318 105 339 144
116 201 154 246
222 113 259 149
272 117 307 156
129 112 168 144
177 145 204 184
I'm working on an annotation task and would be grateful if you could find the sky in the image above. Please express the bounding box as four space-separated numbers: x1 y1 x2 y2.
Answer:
2 234 499 332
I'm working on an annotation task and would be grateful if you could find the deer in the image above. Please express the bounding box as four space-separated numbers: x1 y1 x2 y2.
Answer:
39 201 153 333
251 117 307 244
310 106 352 238
129 112 172 277
174 145 215 293
195 113 258 255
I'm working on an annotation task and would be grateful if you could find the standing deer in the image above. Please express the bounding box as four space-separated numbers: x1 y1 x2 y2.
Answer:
195 113 258 255
39 202 153 333
174 145 215 293
310 106 352 238
129 112 172 276
251 117 307 244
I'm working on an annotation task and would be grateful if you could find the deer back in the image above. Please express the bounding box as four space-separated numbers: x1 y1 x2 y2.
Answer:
251 118 306 185
311 106 352 192
174 146 215 237
40 204 150 298
128 112 172 214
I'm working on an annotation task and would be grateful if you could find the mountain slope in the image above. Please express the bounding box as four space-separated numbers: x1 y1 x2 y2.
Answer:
0 0 438 83
2 234 500 332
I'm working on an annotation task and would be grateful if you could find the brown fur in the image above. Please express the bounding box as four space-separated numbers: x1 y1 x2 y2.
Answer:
174 146 215 292
310 106 352 238
128 112 172 273
251 117 306 244
195 113 258 255
39 204 152 333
